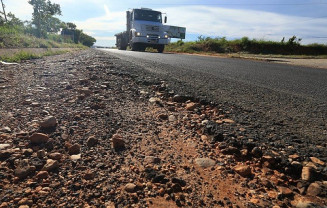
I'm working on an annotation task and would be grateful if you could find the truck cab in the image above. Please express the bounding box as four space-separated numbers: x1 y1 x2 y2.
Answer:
116 8 170 53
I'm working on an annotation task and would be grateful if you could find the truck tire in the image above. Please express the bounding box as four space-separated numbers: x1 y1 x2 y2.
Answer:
131 43 139 51
157 45 165 53
119 44 127 50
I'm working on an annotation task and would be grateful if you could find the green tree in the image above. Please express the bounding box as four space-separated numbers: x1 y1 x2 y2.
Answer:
28 0 61 37
6 12 24 27
79 32 96 47
66 22 76 30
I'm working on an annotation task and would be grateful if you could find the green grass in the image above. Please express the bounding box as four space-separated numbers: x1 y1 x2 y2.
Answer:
166 37 327 56
0 49 70 62
0 25 86 49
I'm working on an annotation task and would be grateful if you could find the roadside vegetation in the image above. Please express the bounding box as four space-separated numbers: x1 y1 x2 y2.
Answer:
0 0 95 62
166 36 327 56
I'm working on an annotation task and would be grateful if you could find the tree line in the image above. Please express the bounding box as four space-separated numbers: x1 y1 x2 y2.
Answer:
0 0 96 47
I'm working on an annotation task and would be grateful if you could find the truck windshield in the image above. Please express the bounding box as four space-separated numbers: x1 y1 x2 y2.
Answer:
133 9 162 23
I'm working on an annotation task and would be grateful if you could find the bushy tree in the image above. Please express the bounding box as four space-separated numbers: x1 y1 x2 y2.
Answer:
79 32 96 47
28 0 62 37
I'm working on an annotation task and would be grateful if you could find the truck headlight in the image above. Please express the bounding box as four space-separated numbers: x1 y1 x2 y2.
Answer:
135 32 141 36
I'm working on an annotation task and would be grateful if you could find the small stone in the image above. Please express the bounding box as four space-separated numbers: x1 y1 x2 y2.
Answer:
42 159 59 171
125 183 137 193
251 147 262 157
289 154 300 160
86 136 98 147
144 156 161 164
70 154 81 160
0 144 10 150
48 152 62 160
1 127 11 133
68 144 80 155
39 116 57 128
23 99 32 105
37 150 46 158
296 201 316 208
172 178 187 187
158 188 165 196
36 171 49 179
221 146 240 155
18 198 33 206
83 171 95 180
172 95 192 103
149 97 160 103
111 134 125 150
29 133 49 144
301 166 315 181
195 158 215 168
15 166 35 179
185 102 200 111
306 182 321 196
0 202 9 208
309 157 325 166
168 115 176 122
234 165 252 177
278 186 293 197
221 119 235 123
157 114 168 120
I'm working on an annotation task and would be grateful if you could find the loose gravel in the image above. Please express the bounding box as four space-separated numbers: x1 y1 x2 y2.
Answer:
0 49 326 208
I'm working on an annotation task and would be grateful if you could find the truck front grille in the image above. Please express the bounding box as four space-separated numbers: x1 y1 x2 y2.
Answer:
145 25 159 32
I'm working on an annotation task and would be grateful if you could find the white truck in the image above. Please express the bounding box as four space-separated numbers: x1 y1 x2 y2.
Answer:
115 8 185 53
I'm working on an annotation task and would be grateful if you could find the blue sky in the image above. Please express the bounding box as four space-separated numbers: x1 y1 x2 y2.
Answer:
4 0 327 46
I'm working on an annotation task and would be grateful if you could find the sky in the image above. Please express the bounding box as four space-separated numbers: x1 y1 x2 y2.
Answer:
3 0 327 46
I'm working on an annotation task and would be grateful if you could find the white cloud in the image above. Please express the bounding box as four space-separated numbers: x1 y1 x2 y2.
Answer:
160 6 327 44
4 0 33 21
74 4 125 33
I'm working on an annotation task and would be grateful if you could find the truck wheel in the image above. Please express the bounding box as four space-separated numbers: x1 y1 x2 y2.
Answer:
157 45 165 53
119 44 127 50
131 43 138 51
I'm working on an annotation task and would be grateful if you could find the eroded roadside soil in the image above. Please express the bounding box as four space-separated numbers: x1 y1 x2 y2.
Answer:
0 49 326 208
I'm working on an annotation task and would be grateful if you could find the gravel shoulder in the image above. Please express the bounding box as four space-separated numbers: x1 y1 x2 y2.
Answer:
0 49 326 207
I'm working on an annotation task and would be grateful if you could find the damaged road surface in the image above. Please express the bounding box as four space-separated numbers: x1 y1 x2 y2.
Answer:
0 49 327 207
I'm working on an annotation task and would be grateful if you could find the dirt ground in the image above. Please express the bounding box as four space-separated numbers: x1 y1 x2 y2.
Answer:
0 50 326 208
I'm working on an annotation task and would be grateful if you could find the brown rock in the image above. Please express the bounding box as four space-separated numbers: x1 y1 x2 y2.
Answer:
86 136 98 147
185 102 200 111
18 198 33 206
112 134 125 150
29 133 49 144
15 166 35 179
195 158 215 168
278 186 293 197
48 152 62 160
83 171 95 180
70 154 81 160
306 182 321 196
39 116 57 128
42 159 59 171
157 114 168 120
0 202 9 208
68 144 80 155
301 166 315 181
221 118 235 123
36 171 49 179
310 157 325 166
125 183 137 193
234 165 252 177
144 156 161 164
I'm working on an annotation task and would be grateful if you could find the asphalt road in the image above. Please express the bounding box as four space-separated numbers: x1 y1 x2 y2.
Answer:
100 49 327 144
101 49 327 102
